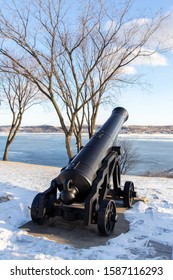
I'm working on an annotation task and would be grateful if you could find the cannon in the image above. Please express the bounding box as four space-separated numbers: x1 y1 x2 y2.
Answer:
31 107 136 236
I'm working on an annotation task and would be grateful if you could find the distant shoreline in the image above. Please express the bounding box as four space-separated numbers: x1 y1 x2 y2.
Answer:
1 132 173 140
0 124 173 135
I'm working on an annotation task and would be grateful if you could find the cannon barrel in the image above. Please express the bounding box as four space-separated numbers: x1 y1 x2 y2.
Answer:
58 107 128 204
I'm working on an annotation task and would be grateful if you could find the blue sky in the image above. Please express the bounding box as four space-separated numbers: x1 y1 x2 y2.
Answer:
117 53 173 125
0 0 173 126
118 0 173 125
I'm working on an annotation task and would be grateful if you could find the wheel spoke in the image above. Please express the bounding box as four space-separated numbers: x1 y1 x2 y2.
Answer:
31 193 49 225
123 181 135 208
97 199 116 236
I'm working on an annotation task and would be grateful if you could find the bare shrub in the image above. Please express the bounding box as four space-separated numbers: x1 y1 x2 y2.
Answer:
119 139 139 174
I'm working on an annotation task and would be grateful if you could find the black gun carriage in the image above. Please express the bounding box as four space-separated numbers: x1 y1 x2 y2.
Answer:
31 107 136 236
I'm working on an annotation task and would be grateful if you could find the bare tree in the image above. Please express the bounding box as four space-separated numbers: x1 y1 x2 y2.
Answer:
1 72 39 161
119 139 139 174
0 0 169 157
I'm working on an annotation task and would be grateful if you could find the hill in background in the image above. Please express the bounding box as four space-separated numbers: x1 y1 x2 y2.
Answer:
0 124 173 134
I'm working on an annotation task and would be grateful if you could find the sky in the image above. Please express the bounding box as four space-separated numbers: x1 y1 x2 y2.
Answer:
0 0 173 127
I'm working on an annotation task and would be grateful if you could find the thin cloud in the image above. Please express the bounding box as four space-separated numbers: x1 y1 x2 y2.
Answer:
154 11 173 50
105 7 173 68
120 65 137 75
132 49 168 67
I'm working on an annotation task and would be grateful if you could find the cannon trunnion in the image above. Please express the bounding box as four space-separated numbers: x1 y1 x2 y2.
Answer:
31 107 136 236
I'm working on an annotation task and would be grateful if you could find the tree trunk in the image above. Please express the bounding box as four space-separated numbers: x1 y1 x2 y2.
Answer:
65 134 74 159
88 115 97 139
75 133 83 153
2 113 23 161
2 141 10 161
50 97 75 159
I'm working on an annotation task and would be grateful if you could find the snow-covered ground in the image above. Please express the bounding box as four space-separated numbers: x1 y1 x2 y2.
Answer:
0 160 173 260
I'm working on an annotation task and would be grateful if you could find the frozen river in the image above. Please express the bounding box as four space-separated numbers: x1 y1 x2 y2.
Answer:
0 133 173 175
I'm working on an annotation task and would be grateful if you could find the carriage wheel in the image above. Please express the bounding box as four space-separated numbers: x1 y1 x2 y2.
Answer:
123 181 135 208
97 199 116 236
31 193 49 225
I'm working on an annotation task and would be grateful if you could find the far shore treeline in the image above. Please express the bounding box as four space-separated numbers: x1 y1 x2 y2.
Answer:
1 125 173 135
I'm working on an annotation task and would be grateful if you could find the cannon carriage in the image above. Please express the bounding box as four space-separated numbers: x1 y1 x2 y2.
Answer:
31 107 136 236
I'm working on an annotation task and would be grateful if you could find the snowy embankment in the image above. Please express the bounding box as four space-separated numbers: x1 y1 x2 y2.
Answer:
0 160 173 260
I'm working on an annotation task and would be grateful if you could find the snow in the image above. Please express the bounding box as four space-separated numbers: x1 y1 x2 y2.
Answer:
0 160 173 260
119 133 173 142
